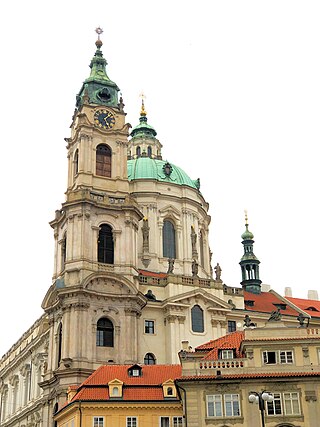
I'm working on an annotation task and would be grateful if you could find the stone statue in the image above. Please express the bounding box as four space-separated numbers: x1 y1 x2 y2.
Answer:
243 314 256 328
214 263 222 281
167 258 175 274
145 289 156 301
191 226 198 257
268 308 282 322
141 218 150 252
297 313 309 327
192 259 198 277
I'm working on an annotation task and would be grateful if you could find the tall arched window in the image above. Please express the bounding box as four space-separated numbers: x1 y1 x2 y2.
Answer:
74 149 79 176
96 144 111 177
136 146 141 157
191 305 204 333
61 233 67 271
98 224 114 264
144 353 156 365
147 146 152 157
199 230 205 267
1 386 8 421
96 318 114 347
163 219 176 259
57 323 62 367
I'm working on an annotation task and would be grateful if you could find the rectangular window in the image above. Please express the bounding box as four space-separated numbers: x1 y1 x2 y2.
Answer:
224 394 240 417
263 351 276 364
228 320 236 333
93 417 104 427
220 350 234 359
263 350 294 364
173 416 184 427
279 351 293 364
207 394 223 417
267 393 282 415
127 417 138 427
144 320 155 334
283 392 300 415
160 417 170 427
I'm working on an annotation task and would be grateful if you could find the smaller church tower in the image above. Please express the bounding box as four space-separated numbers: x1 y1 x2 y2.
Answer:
239 212 262 294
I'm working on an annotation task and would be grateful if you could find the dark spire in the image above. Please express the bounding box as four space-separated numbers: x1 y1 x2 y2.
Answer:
76 27 120 108
239 212 262 294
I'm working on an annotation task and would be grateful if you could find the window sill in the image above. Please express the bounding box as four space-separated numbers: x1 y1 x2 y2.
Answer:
205 416 243 424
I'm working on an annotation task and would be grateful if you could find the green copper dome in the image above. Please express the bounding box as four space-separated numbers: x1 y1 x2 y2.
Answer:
127 157 200 190
241 225 254 241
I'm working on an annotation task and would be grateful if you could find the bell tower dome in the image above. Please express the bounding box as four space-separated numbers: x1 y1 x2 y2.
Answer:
239 212 262 294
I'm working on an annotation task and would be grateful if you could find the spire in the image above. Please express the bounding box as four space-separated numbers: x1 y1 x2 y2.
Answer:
239 211 262 294
130 94 157 139
76 27 120 108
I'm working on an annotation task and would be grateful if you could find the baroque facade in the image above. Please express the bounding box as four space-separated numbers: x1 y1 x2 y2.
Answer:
1 31 320 427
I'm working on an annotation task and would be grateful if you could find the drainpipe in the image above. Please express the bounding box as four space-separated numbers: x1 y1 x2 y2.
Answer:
79 401 82 427
176 383 188 427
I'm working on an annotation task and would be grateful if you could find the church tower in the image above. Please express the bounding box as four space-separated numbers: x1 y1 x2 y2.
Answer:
41 29 146 396
239 212 262 294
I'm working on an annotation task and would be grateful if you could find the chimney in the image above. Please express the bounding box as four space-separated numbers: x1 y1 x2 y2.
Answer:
284 287 292 297
181 340 189 350
261 284 271 292
308 290 319 301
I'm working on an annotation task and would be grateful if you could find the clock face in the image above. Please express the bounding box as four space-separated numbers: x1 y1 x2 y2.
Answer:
94 109 115 129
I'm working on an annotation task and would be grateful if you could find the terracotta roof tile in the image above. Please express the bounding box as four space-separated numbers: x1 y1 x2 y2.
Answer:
139 269 167 278
71 365 181 403
196 331 244 360
286 297 320 318
244 291 299 316
178 371 320 381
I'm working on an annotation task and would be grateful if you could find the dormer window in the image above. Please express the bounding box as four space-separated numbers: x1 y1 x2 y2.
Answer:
273 303 287 310
162 380 177 398
245 300 255 307
306 306 319 312
128 365 142 377
108 379 123 398
219 349 234 359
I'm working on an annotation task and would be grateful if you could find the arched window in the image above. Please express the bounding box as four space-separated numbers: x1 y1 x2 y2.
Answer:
57 323 63 367
191 305 204 333
112 387 119 396
96 144 111 177
167 387 173 395
144 353 156 365
136 146 141 157
1 386 8 421
61 233 67 270
163 219 176 259
96 318 114 347
98 224 114 264
199 230 205 266
147 146 152 157
74 149 79 176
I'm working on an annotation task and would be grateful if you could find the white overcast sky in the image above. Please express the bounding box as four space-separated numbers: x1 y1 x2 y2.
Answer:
0 0 320 356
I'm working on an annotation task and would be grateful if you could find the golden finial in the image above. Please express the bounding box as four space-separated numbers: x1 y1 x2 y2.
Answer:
244 210 249 227
139 92 147 116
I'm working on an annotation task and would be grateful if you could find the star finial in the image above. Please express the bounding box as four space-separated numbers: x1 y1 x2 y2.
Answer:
95 27 103 39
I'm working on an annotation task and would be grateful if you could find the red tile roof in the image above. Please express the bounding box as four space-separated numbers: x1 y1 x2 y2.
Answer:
196 331 245 360
244 291 299 316
177 371 320 381
286 297 320 318
71 365 182 403
139 269 167 278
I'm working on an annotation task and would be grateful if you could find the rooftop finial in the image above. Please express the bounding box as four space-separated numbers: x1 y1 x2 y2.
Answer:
140 92 147 116
244 209 249 229
95 26 103 48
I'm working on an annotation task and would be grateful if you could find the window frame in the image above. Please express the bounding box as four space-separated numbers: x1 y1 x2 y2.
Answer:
144 353 156 365
191 304 204 333
162 219 176 259
262 350 294 365
220 349 234 359
224 394 241 417
228 320 236 333
266 393 282 416
144 319 155 334
96 144 112 177
283 392 300 415
206 394 223 417
172 417 184 427
93 417 104 427
96 317 114 347
126 416 138 427
159 416 170 427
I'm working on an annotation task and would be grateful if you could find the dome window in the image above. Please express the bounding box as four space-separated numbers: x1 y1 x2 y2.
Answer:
163 220 176 259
